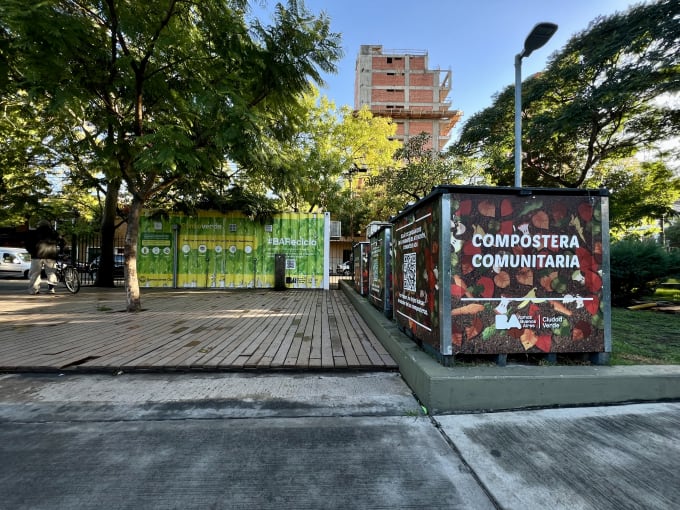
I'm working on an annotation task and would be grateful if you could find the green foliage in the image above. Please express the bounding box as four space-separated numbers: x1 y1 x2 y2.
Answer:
451 0 680 189
254 93 399 214
585 159 680 239
373 133 460 199
2 0 342 308
161 183 280 222
667 222 680 250
610 239 679 304
2 0 342 204
368 133 485 221
0 94 53 226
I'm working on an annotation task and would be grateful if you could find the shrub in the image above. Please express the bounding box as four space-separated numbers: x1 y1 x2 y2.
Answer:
609 239 674 305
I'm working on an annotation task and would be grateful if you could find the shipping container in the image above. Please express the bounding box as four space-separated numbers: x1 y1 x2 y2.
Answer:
137 211 330 289
391 185 611 364
368 223 393 318
353 242 370 296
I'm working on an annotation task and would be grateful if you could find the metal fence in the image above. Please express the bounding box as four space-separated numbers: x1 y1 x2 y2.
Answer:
66 234 126 287
329 274 353 289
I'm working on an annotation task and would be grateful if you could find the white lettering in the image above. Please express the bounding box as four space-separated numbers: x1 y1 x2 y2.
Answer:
471 233 579 250
472 253 580 269
268 237 317 246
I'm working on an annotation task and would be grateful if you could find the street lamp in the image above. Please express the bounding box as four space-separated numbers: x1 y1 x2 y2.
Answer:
514 22 558 188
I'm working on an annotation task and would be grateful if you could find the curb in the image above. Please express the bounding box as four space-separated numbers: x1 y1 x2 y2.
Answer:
340 281 680 413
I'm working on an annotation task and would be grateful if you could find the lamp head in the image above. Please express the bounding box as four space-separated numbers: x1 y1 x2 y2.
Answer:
522 22 558 58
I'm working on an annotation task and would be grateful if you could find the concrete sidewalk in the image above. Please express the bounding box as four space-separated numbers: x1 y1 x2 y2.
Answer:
1 372 678 509
1 278 679 509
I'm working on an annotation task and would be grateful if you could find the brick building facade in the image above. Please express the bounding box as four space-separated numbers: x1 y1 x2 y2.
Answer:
354 45 462 151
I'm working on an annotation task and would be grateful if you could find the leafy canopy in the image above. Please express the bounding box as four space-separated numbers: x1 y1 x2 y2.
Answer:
452 0 680 188
1 0 342 310
586 159 680 239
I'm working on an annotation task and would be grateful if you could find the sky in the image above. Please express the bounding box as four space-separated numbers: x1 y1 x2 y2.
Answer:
257 0 640 141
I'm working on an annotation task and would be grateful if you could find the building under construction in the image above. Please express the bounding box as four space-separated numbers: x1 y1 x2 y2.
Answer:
354 45 462 152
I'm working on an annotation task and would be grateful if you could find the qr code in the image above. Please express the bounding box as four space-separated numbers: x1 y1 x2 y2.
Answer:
403 253 417 292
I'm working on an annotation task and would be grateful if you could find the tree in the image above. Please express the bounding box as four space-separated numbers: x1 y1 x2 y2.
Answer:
610 239 677 304
0 28 54 227
369 132 486 219
249 92 399 234
0 96 53 227
666 221 680 250
452 0 680 188
2 0 341 311
325 104 400 235
158 91 400 236
586 159 680 239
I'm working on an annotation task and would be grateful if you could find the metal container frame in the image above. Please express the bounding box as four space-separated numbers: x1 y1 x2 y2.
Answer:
368 223 393 318
391 185 611 365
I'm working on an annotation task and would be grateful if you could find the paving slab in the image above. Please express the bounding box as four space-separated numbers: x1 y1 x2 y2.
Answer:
0 372 495 510
436 402 680 510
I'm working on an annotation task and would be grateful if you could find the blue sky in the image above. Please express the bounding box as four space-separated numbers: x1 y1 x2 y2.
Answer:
258 0 639 140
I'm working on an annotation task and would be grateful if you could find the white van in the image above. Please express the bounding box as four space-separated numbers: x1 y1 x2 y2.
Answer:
0 247 31 279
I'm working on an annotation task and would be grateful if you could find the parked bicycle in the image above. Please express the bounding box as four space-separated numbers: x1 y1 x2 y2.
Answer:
54 253 81 294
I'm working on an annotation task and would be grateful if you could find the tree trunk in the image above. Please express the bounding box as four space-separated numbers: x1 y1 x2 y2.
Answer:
124 196 143 312
97 178 121 287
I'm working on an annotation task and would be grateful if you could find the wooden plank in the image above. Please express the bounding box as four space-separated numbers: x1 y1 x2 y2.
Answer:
242 301 296 368
320 292 334 367
282 292 315 367
203 302 280 367
0 288 396 371
328 298 347 357
146 314 235 367
295 293 320 368
269 295 308 368
329 290 360 367
257 291 309 368
337 291 384 366
308 292 323 363
217 303 292 367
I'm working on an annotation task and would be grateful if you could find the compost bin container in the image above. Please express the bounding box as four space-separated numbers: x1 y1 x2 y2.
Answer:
368 223 393 318
391 185 611 364
353 242 370 296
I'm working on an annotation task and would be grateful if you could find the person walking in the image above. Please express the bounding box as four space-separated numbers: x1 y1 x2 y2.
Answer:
25 220 60 295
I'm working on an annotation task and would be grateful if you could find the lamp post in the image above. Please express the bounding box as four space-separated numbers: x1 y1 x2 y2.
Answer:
514 22 558 188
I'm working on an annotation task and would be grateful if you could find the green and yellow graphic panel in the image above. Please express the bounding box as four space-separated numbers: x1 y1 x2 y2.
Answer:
138 211 327 289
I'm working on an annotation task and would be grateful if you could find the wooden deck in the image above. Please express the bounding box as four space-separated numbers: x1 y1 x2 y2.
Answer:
0 288 396 372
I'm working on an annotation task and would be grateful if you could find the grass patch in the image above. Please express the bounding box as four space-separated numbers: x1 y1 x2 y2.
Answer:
611 307 680 365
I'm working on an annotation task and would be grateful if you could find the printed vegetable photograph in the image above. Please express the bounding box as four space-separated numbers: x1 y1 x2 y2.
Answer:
450 193 607 355
392 201 441 349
